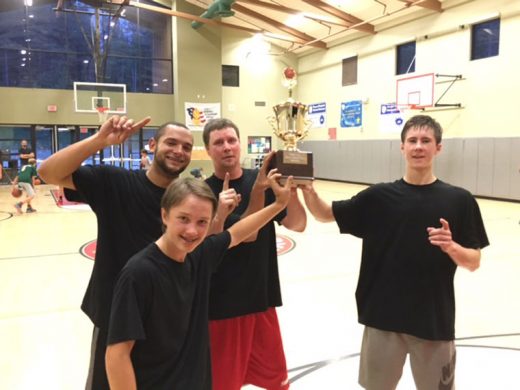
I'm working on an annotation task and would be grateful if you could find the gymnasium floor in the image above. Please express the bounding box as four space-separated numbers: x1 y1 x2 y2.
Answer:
1 180 519 389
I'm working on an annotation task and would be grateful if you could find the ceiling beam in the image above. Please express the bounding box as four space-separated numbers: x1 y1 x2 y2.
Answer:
236 0 302 15
232 3 327 48
236 0 357 28
301 0 375 34
397 0 442 12
129 1 319 49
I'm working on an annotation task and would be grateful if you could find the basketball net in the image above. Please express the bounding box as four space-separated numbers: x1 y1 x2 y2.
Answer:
96 107 109 123
397 104 420 120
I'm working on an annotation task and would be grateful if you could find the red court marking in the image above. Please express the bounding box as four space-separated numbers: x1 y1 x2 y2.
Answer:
50 189 84 207
80 234 296 261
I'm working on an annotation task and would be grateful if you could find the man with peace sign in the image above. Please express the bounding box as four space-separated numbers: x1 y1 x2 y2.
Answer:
38 116 194 390
203 118 307 390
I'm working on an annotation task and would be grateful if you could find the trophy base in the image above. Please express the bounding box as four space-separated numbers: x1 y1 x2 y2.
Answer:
278 176 314 187
269 150 314 186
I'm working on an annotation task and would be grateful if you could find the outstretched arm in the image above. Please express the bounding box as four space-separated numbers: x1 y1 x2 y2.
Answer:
106 340 137 390
228 171 292 248
300 183 335 223
38 116 151 190
241 151 275 218
427 218 481 271
281 187 307 232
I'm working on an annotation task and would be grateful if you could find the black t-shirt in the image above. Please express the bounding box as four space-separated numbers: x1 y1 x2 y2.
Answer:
108 232 231 390
205 169 286 320
18 146 33 166
65 165 165 328
332 179 489 340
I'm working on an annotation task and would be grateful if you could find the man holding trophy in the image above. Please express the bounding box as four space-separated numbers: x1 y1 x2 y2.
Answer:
203 117 307 390
268 67 314 185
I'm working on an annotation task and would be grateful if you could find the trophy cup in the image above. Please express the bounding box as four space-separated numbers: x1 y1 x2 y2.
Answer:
268 67 314 185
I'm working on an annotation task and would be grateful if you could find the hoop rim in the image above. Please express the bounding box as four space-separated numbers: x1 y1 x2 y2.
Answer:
96 106 109 123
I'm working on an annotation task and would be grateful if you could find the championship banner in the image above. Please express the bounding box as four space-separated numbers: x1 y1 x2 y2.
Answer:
185 102 221 131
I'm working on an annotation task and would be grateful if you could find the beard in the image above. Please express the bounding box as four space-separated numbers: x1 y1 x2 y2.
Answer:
154 154 189 179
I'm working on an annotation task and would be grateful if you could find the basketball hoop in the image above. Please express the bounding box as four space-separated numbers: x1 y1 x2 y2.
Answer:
96 107 109 123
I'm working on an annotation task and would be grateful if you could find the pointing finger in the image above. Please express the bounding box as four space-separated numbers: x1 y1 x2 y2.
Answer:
131 116 152 131
223 172 230 191
440 218 450 230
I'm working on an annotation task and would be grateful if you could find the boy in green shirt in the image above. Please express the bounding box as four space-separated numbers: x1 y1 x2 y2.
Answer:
13 158 38 214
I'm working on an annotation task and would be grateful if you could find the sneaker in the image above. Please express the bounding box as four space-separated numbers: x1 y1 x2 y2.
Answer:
26 207 37 213
14 202 23 215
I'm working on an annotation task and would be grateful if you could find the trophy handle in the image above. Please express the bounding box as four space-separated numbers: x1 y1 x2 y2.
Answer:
268 115 286 141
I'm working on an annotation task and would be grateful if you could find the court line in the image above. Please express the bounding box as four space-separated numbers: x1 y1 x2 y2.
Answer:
0 252 82 261
287 333 520 383
0 211 13 221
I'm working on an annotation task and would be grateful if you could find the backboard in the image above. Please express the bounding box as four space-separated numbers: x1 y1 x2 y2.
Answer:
396 73 434 109
73 82 127 114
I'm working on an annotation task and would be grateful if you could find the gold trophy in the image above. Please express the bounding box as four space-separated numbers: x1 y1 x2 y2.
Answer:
268 67 314 185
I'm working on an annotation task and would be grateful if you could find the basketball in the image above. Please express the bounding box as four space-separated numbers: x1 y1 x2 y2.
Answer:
283 67 296 80
11 186 22 198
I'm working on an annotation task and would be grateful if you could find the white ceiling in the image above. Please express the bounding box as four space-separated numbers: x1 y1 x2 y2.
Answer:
182 0 446 55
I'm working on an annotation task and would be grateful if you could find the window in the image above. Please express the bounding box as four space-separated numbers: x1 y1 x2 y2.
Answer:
247 136 271 154
471 18 500 60
396 41 416 75
0 0 173 93
342 56 357 86
222 65 239 87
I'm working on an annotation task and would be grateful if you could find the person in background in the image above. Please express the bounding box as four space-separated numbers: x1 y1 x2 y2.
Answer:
301 115 489 390
18 139 35 168
190 166 206 180
140 148 152 170
12 157 38 214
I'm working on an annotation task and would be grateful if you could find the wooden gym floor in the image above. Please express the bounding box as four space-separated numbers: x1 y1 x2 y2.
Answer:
1 180 519 389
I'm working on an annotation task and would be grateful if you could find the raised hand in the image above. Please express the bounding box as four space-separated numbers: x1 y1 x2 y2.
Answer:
98 115 151 147
216 172 241 220
427 218 453 252
267 169 292 208
253 151 275 191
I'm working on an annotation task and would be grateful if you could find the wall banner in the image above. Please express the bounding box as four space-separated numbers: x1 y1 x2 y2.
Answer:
340 100 362 128
380 103 405 133
308 102 327 129
185 102 221 131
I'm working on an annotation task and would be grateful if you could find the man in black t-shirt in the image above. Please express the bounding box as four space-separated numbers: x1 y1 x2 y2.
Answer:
105 175 293 389
302 115 489 390
18 139 34 168
38 115 194 390
203 118 307 390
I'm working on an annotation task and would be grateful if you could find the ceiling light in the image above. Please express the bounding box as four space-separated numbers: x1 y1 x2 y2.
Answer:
20 49 27 54
24 0 33 6
285 13 306 29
